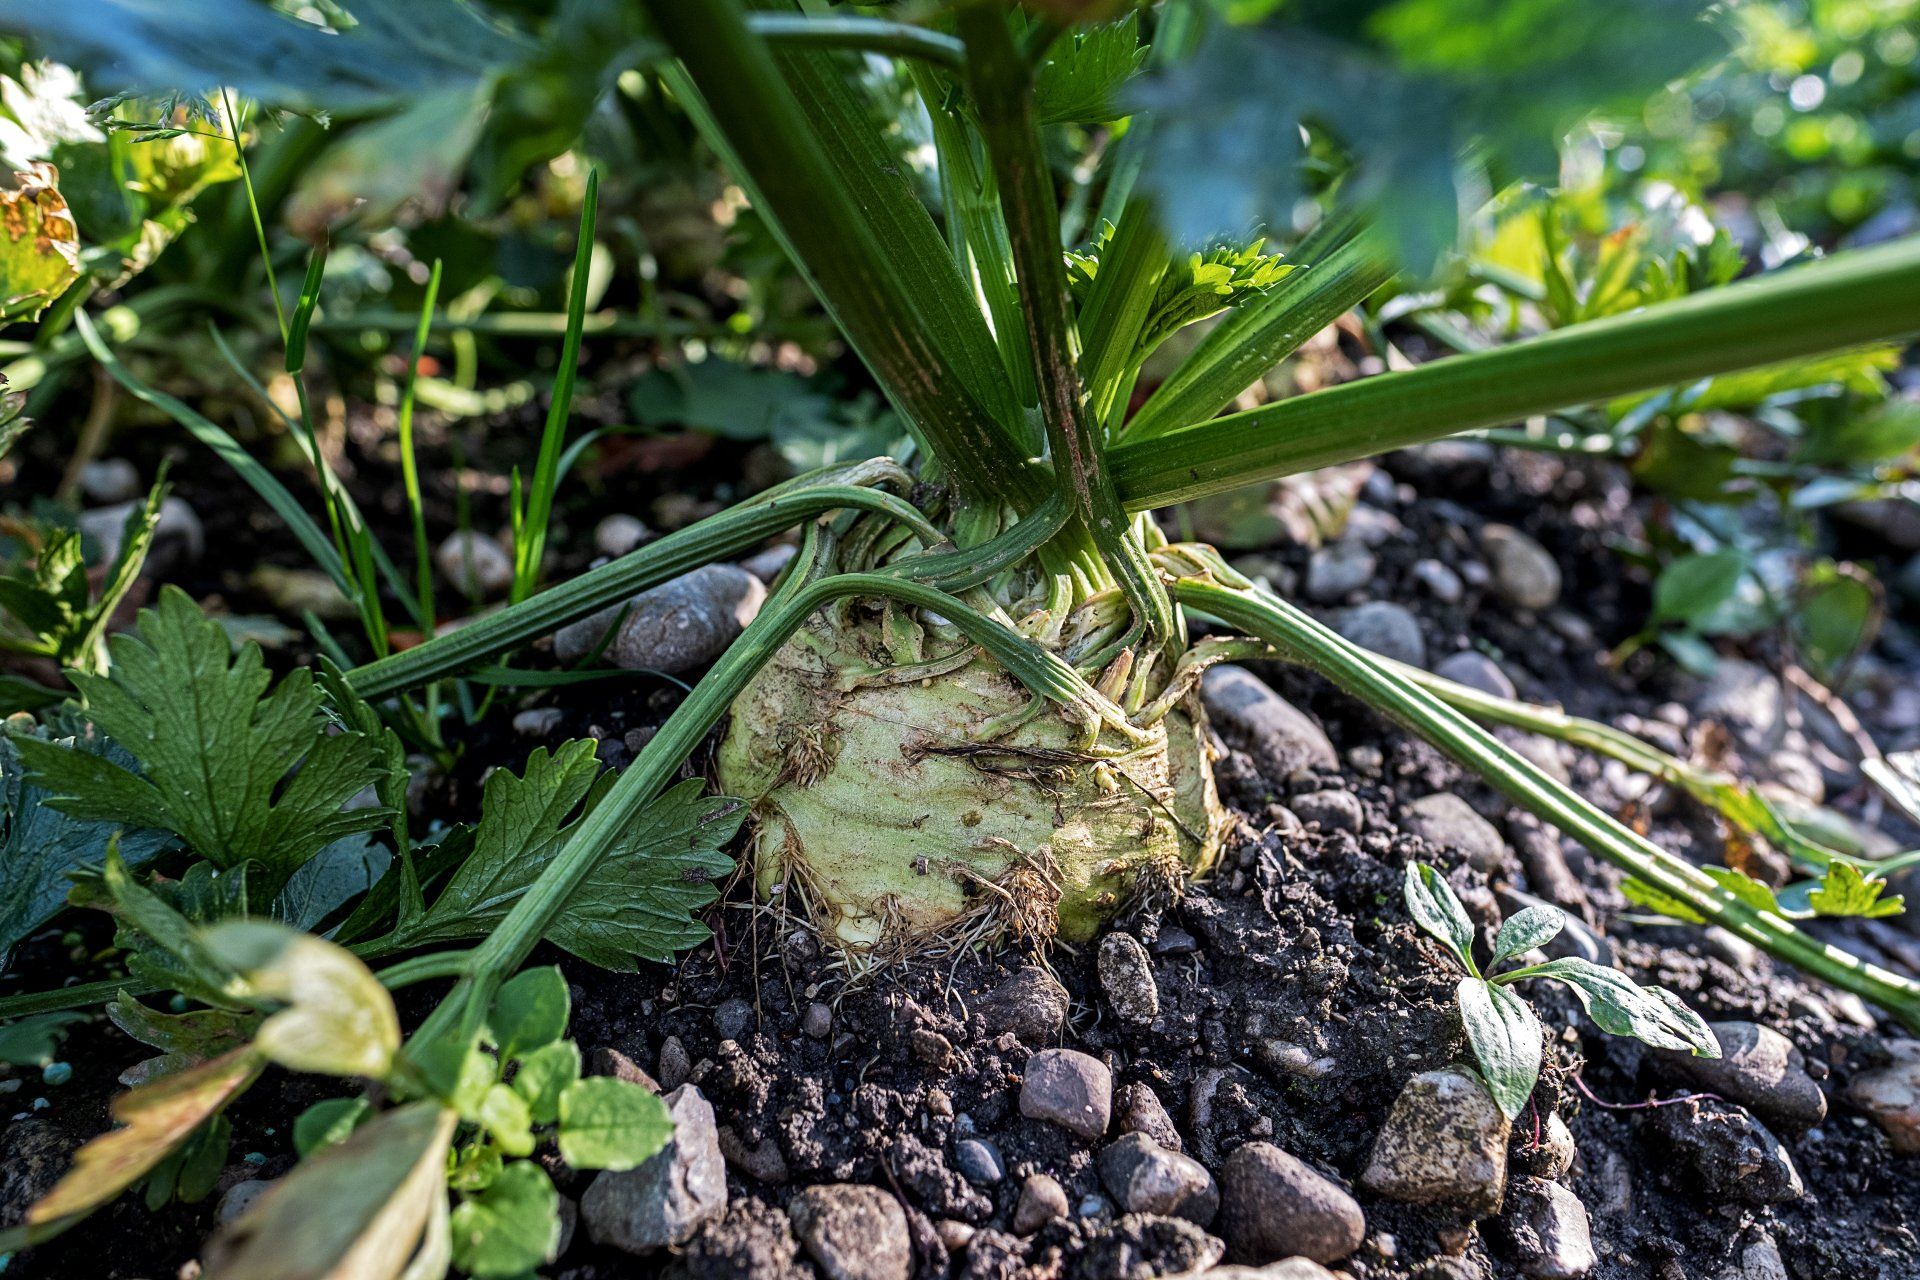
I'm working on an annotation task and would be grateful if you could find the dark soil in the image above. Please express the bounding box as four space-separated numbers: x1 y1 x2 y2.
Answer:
5 434 1920 1280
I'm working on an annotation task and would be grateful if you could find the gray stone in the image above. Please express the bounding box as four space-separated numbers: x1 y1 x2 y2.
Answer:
1097 933 1160 1025
1291 789 1363 834
1657 1021 1826 1132
80 495 203 569
1305 541 1376 602
1412 558 1465 604
1648 1099 1802 1205
513 706 564 737
657 1036 690 1091
1433 650 1516 700
555 564 766 675
1203 1264 1338 1280
1718 1232 1788 1280
582 1084 727 1254
714 996 754 1041
1097 1133 1219 1225
973 967 1070 1041
1403 794 1511 872
1013 1174 1069 1235
1021 1048 1113 1140
217 1179 272 1225
594 513 650 559
436 529 514 598
1844 1037 1920 1154
1330 601 1427 667
1481 525 1562 611
1496 1177 1595 1280
249 564 357 620
1532 1114 1576 1180
1202 666 1339 780
1361 1068 1511 1213
587 1046 659 1092
717 1125 789 1185
1218 1141 1364 1264
955 1138 1005 1186
1115 1082 1183 1152
788 1184 912 1280
740 542 799 584
79 457 141 504
1695 659 1786 752
802 1001 833 1039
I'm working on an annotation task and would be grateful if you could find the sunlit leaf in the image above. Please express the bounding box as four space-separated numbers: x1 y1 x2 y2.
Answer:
1404 861 1477 974
556 1076 674 1172
1458 976 1542 1120
449 1160 559 1280
0 162 81 322
202 920 400 1079
1807 861 1904 920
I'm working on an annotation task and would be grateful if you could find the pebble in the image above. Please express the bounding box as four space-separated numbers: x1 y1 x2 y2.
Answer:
1647 1098 1803 1205
713 996 754 1041
1843 1037 1920 1153
593 514 651 559
1218 1141 1365 1264
788 1184 912 1280
1433 650 1517 700
1115 1082 1184 1152
972 967 1070 1041
436 529 514 598
1020 1048 1113 1140
1657 1021 1826 1132
657 1036 690 1091
79 457 141 503
513 707 564 737
247 565 357 620
1290 789 1363 834
1097 933 1160 1025
1304 542 1376 602
740 543 799 584
1718 1232 1788 1280
1096 1133 1219 1226
716 1125 789 1185
1481 524 1562 611
1695 659 1786 752
802 1001 833 1039
582 1084 727 1254
955 1138 1005 1186
216 1179 272 1225
1412 558 1465 604
1330 601 1427 668
554 564 766 675
1495 1177 1595 1280
587 1046 660 1092
1402 794 1512 872
1361 1068 1512 1214
1201 666 1339 780
80 495 203 569
1013 1174 1069 1235
1525 1113 1577 1180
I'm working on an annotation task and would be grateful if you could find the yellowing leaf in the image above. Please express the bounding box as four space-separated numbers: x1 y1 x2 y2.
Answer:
204 1101 457 1280
0 162 80 323
203 920 400 1079
3 1046 263 1249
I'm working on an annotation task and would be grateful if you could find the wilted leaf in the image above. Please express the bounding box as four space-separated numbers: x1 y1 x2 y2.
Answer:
202 920 399 1079
0 162 81 322
556 1076 674 1172
1458 977 1542 1120
203 1101 457 1280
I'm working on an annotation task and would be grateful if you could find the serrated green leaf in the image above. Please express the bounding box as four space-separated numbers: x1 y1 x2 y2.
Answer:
1702 866 1781 913
17 588 387 897
1457 976 1542 1121
1403 861 1477 976
556 1076 673 1172
271 832 392 934
292 1096 373 1158
1488 905 1563 972
489 966 569 1062
1521 957 1719 1057
449 1159 559 1280
1034 13 1147 124
511 1041 580 1127
1807 861 1905 921
107 993 255 1069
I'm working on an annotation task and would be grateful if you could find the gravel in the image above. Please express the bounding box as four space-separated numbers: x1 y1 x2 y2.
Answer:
1361 1068 1512 1214
1096 932 1160 1025
1019 1048 1113 1141
1217 1141 1365 1264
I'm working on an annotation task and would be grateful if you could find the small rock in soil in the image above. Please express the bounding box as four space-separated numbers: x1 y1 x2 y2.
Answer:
1715 1231 1788 1280
1096 1133 1219 1226
1014 1173 1070 1235
1305 541 1376 602
1494 1177 1595 1280
588 1045 660 1092
1481 524 1562 611
436 529 513 598
581 1084 727 1254
972 966 1070 1041
1207 1264 1338 1280
1514 1112 1576 1180
1402 793 1511 872
802 1001 833 1039
1069 1213 1225 1278
1201 665 1339 780
1694 658 1786 752
718 1125 790 1185
658 1035 691 1090
0 1119 77 1229
554 563 766 674
740 542 799 584
1656 1021 1826 1132
1842 1037 1920 1153
81 494 203 569
1217 1141 1365 1264
1115 1081 1183 1152
1646 1098 1803 1205
594 513 651 558
512 706 564 737
1330 601 1427 667
1433 650 1517 700
1020 1048 1113 1140
1412 558 1465 604
1291 788 1363 833
1362 1067 1511 1213
216 1179 272 1225
713 996 754 1041
250 564 356 620
955 1138 1005 1187
1097 933 1160 1025
80 457 141 503
788 1184 912 1280
673 1200 810 1280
